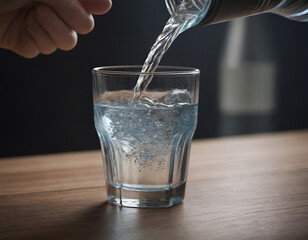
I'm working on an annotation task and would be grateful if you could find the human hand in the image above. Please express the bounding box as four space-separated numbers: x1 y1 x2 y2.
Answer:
0 0 112 58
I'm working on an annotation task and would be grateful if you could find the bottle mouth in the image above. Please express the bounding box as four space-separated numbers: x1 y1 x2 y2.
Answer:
92 65 200 76
165 0 212 26
165 0 177 15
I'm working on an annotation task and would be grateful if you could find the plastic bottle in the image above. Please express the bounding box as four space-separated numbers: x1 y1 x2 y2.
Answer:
165 0 308 25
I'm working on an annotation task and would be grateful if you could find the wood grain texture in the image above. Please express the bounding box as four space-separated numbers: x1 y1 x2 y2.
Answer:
1 130 308 240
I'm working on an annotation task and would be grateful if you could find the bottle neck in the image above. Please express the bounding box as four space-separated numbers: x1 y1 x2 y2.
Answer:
199 0 282 26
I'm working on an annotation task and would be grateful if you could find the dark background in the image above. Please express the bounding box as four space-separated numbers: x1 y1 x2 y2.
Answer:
1 0 308 157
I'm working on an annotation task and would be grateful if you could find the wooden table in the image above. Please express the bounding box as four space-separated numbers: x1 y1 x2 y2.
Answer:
1 130 308 240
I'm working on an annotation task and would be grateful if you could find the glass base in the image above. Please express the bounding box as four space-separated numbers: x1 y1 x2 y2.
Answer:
106 182 186 208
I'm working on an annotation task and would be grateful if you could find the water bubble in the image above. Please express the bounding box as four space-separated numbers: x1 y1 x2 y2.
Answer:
158 89 192 105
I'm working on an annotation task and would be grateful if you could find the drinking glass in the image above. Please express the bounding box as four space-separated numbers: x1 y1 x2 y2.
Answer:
93 66 199 208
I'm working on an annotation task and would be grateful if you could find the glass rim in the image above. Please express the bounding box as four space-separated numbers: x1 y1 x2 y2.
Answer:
92 65 200 76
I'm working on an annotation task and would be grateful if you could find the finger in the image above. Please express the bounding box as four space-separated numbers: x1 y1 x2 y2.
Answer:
80 0 112 15
1 7 39 58
26 10 57 55
35 3 78 51
13 28 39 58
42 0 94 34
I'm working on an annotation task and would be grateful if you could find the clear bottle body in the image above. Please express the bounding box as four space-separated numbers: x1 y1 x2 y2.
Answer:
166 0 308 26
